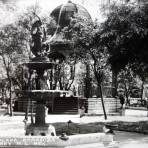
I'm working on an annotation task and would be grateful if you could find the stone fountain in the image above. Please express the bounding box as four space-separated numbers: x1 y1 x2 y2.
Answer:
22 2 84 135
23 17 71 136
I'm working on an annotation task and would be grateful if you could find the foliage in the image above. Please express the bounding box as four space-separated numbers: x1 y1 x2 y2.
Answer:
100 2 148 76
117 65 140 100
62 15 109 84
97 2 148 98
62 15 108 119
0 5 41 115
99 4 132 72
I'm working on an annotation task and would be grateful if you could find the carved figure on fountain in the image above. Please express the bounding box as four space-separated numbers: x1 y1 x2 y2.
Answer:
35 70 49 90
31 20 49 60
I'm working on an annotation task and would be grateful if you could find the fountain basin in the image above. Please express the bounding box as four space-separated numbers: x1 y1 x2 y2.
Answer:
0 133 118 148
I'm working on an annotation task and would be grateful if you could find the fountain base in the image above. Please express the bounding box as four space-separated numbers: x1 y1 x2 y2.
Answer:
0 133 118 148
25 124 56 136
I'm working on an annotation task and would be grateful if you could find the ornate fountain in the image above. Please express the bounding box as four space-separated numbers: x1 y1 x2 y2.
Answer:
23 16 69 136
23 0 92 136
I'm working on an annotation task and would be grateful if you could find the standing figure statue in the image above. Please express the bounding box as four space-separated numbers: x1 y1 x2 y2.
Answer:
31 20 49 58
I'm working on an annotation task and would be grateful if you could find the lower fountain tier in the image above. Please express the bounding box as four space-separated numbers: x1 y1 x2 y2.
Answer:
23 90 69 101
0 133 117 147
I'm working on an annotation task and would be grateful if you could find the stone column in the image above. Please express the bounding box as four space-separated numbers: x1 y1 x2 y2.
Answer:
35 103 46 125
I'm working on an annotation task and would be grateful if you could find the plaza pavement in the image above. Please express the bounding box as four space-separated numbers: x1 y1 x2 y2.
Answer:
0 114 148 136
0 114 148 148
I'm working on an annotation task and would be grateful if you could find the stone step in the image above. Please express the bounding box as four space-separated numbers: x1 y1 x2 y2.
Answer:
53 108 78 111
53 112 78 114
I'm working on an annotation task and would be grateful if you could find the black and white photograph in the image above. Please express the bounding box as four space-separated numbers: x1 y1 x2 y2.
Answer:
0 0 148 147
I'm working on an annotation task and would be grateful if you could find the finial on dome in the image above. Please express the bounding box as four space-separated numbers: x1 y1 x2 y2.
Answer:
68 0 72 3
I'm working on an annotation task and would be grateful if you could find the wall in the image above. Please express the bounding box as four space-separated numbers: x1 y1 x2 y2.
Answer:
87 98 120 114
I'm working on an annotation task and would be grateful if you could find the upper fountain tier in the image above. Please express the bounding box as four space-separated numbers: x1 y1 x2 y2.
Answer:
24 61 55 72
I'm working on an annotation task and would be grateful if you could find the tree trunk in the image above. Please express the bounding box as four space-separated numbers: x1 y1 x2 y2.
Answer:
124 83 129 105
9 80 13 116
84 64 91 98
31 98 34 124
112 70 118 98
93 66 107 120
98 84 107 120
59 78 64 90
25 98 30 121
1 55 13 116
24 68 32 121
90 51 107 120
141 80 144 103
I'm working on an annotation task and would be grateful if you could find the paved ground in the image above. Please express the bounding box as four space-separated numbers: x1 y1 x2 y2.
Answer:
0 114 148 135
114 131 148 148
0 112 148 147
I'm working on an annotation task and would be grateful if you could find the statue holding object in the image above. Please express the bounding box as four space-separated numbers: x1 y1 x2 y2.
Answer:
31 19 49 59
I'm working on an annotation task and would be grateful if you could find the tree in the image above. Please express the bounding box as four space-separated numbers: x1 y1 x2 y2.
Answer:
0 4 37 116
0 23 29 116
62 15 108 119
99 3 133 97
99 2 148 97
130 62 148 101
118 65 139 104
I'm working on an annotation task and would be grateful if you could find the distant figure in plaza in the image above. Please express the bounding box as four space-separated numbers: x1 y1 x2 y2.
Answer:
119 94 125 109
31 19 49 57
80 103 86 118
142 84 148 107
118 89 125 109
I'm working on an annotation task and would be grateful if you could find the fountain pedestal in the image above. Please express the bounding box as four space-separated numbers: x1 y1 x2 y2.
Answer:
35 103 46 125
23 83 69 136
24 59 57 136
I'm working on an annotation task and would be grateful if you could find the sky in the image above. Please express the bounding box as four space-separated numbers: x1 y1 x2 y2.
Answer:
0 0 110 26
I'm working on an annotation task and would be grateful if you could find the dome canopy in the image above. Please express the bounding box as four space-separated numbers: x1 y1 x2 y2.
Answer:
50 0 92 27
48 1 92 60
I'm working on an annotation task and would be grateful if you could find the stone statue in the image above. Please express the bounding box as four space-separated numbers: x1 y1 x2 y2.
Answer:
31 20 49 58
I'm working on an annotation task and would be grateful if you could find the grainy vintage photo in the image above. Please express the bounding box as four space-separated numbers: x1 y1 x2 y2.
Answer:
0 0 148 147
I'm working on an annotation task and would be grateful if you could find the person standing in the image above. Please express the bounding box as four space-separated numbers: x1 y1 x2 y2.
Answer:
119 94 125 109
